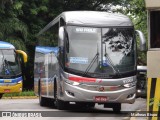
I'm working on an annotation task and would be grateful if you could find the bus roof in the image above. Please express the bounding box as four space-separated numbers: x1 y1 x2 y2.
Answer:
61 11 133 26
0 41 15 49
38 11 133 36
36 46 59 55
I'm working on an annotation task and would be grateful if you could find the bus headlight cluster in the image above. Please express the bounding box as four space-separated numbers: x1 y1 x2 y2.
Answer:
123 81 136 88
64 79 80 86
17 81 22 84
62 75 80 86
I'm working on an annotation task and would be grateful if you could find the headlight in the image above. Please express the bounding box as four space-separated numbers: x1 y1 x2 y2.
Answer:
64 78 80 86
124 81 136 88
17 81 22 84
63 75 96 86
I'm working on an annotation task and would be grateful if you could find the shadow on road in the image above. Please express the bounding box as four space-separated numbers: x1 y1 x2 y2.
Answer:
42 101 130 117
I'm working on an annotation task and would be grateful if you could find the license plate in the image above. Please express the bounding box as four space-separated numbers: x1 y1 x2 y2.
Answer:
4 89 10 93
4 80 11 83
94 96 108 102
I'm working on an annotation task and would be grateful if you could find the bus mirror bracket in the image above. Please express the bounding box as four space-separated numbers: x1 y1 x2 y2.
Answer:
135 30 146 51
59 26 64 47
16 50 28 63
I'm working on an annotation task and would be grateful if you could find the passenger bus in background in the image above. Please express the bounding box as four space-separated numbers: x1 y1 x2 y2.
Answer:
34 11 146 112
0 41 27 99
34 46 59 105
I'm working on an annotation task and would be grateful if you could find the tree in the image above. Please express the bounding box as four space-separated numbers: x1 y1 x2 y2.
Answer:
125 0 147 65
0 0 27 50
109 0 147 65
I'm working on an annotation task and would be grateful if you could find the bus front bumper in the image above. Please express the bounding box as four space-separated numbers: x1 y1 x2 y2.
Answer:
60 82 136 104
0 83 22 93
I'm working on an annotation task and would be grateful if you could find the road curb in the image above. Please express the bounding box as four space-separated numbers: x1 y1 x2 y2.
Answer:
2 96 38 99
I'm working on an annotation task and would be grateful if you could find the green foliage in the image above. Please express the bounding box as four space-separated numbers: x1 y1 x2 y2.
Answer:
13 1 23 10
5 38 27 52
128 0 147 65
112 0 147 65
3 90 35 97
149 98 160 108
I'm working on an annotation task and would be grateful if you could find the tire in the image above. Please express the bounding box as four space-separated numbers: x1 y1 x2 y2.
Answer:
54 82 68 110
76 102 95 109
39 81 46 106
0 94 3 99
112 103 121 113
48 99 55 108
86 103 95 108
55 99 68 110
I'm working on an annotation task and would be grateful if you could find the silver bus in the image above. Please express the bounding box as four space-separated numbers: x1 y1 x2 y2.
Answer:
34 11 146 112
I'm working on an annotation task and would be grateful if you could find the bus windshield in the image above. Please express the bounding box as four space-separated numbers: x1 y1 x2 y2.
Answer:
0 49 21 76
65 26 136 78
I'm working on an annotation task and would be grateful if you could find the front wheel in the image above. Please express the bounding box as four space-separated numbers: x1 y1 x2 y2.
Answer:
39 81 47 106
112 103 121 113
54 82 68 110
55 99 68 110
76 102 95 109
39 94 47 106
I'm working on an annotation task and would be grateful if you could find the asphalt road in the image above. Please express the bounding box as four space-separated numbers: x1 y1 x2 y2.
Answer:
0 98 146 120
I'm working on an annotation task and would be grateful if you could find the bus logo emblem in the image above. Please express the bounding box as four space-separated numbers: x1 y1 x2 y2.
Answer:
98 86 105 91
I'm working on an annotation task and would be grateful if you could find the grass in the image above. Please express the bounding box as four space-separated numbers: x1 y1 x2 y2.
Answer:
3 90 36 97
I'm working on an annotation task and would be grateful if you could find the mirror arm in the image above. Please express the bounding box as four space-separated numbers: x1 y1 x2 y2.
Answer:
59 26 64 47
16 50 28 63
135 30 146 51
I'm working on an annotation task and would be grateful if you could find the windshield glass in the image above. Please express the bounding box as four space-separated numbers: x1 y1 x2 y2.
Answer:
102 28 136 76
65 26 136 78
0 49 21 76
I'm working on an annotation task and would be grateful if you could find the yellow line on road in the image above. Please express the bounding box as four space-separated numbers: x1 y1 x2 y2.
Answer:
152 78 160 120
147 78 152 111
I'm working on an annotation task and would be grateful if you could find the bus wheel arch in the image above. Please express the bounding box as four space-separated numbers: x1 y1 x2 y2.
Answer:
38 79 40 96
54 79 68 110
38 79 46 106
104 103 121 113
53 78 57 98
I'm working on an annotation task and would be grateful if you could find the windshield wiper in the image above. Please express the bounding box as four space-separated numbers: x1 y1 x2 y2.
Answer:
4 59 16 76
103 42 121 77
83 43 100 77
83 52 99 77
0 49 16 75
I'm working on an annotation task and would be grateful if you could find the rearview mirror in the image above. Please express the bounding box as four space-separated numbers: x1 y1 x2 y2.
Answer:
59 26 64 47
16 50 28 63
135 30 146 51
